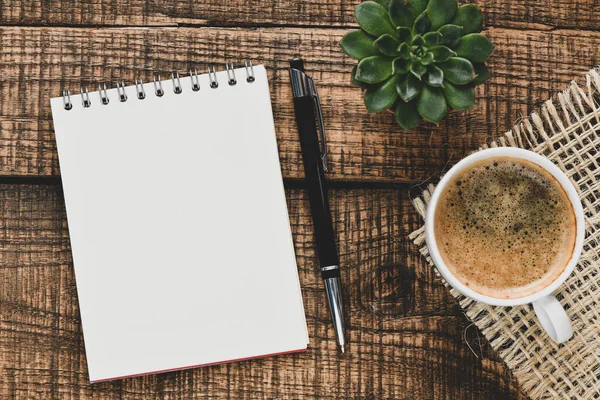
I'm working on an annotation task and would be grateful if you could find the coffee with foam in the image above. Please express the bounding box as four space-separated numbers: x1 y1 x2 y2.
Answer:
434 157 576 299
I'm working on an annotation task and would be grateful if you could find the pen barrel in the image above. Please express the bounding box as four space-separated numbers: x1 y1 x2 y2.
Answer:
293 96 340 269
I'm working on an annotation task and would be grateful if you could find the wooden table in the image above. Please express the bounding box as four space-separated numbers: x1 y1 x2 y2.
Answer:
0 0 596 398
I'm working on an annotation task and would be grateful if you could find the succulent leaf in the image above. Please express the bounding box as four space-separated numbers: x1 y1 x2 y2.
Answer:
397 73 422 101
423 31 442 46
356 1 397 37
452 4 483 34
396 100 422 130
397 42 411 58
438 24 462 47
439 57 475 84
421 52 435 65
356 55 394 83
413 10 431 34
397 27 413 43
473 62 490 85
426 65 444 87
428 45 455 62
442 81 475 109
341 30 379 60
455 33 494 62
393 57 410 74
427 0 457 30
411 35 425 46
375 34 402 56
410 61 427 80
406 0 430 20
365 75 399 112
374 0 392 9
350 65 372 88
418 85 447 123
389 0 414 28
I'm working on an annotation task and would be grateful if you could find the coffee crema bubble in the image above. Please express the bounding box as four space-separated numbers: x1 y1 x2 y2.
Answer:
434 157 576 299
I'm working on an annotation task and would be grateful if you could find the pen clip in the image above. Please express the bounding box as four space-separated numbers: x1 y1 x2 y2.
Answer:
307 77 328 172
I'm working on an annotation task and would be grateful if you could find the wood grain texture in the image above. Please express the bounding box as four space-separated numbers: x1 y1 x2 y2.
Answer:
1 0 594 397
0 0 596 31
0 184 526 399
0 26 599 181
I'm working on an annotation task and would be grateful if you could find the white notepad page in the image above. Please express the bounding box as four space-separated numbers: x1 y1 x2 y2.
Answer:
50 65 309 383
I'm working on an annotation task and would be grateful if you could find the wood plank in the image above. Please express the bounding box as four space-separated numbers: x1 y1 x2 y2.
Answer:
0 0 595 31
0 27 598 182
0 184 525 399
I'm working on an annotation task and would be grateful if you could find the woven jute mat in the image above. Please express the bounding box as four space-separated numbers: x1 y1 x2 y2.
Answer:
409 68 600 399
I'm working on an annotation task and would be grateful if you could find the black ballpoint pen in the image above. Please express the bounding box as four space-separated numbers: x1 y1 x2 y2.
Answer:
289 58 346 354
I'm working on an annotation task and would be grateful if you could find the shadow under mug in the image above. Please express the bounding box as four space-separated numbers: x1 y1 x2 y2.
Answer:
425 147 585 343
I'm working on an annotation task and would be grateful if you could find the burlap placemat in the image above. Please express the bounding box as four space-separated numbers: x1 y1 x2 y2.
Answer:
409 68 600 399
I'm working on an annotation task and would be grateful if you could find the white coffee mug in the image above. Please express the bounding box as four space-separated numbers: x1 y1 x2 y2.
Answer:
425 147 585 343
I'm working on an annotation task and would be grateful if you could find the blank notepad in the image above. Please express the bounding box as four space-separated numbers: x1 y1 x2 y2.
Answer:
50 64 309 382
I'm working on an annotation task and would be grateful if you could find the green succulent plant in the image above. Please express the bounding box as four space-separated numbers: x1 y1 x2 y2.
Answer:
340 0 494 129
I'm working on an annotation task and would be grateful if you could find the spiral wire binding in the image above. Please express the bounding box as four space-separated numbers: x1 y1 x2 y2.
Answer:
226 63 237 86
153 75 164 97
208 65 219 89
80 88 91 108
63 90 72 110
135 79 146 100
245 60 255 83
172 72 182 94
96 83 109 105
116 81 127 102
190 69 200 91
61 60 256 110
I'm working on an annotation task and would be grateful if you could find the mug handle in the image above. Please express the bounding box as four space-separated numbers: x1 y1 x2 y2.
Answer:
532 295 573 343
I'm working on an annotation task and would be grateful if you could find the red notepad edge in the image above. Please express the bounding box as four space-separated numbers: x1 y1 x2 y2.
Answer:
90 348 307 383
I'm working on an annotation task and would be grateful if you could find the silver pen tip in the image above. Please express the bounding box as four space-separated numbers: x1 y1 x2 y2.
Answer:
340 345 345 354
